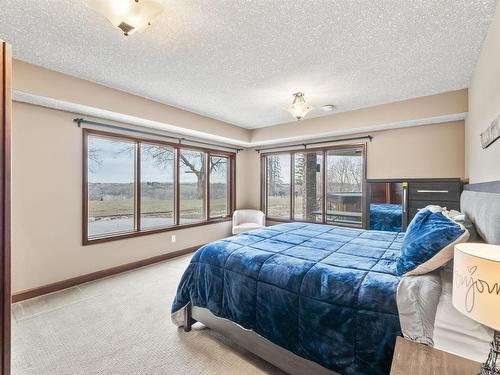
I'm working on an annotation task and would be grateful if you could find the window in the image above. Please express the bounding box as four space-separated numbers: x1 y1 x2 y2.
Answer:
209 156 229 218
87 135 136 237
84 129 235 244
266 154 291 220
140 143 175 229
179 149 206 224
263 145 366 228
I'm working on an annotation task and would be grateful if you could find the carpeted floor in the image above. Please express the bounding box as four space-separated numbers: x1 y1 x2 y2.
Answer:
12 254 285 375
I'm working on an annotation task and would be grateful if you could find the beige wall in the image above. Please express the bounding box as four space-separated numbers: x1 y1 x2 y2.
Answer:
13 60 251 144
366 121 465 179
252 89 467 144
466 7 500 183
12 102 239 293
235 149 261 210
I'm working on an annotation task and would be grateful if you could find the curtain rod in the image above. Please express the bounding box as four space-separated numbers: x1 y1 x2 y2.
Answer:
73 118 244 152
254 135 373 153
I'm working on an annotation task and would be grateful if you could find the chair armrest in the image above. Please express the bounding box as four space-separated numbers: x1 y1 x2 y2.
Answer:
257 211 266 226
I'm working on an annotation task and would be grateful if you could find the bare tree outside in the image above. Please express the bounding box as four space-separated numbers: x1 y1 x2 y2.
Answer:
326 148 363 225
327 155 362 192
140 144 174 228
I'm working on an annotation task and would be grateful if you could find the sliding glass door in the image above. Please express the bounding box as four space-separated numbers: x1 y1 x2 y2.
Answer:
263 144 366 228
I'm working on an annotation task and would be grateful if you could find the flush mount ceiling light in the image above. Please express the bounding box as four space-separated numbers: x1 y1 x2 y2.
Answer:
287 92 313 121
321 104 336 112
86 0 163 36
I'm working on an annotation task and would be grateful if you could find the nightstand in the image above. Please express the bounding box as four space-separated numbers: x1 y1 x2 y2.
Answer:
390 337 481 375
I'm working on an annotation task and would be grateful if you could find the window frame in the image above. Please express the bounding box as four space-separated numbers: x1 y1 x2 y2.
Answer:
260 143 367 229
83 128 236 245
208 154 231 219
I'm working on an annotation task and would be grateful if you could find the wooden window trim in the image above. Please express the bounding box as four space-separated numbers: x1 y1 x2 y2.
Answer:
261 143 367 229
83 128 235 246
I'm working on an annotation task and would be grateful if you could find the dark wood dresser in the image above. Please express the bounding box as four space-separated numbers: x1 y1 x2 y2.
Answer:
367 178 462 231
407 179 462 221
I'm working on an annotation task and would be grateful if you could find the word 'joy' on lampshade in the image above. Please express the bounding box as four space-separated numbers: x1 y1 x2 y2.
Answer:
452 243 500 331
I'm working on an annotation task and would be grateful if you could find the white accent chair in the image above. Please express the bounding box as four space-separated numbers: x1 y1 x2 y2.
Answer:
232 210 266 235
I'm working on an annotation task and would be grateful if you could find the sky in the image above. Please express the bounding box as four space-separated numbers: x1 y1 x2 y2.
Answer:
88 137 227 184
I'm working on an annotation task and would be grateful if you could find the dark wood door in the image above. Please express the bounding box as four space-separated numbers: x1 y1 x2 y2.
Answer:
0 40 12 375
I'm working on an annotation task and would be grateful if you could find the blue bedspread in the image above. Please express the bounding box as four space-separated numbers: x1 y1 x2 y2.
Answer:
172 223 405 375
370 204 403 232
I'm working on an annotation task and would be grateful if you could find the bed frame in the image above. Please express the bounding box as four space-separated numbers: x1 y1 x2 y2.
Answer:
184 303 338 375
181 180 500 375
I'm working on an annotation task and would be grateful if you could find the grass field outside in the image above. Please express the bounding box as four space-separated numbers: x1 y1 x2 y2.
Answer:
89 198 227 218
88 198 228 236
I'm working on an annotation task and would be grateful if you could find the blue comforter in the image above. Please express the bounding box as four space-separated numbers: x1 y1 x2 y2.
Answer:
370 204 402 232
172 223 405 374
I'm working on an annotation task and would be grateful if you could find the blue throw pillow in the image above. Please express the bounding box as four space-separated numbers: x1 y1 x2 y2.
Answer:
396 206 469 275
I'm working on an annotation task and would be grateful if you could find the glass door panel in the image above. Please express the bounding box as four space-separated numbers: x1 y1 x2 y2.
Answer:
326 147 364 226
266 154 291 219
294 152 323 222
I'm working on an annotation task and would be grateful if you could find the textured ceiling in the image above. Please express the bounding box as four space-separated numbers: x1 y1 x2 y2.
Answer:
0 0 496 128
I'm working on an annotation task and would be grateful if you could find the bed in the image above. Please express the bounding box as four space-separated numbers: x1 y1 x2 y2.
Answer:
369 203 402 232
171 181 500 375
171 223 438 375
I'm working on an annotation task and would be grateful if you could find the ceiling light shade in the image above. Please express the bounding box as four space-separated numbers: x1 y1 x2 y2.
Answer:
86 0 163 36
321 104 336 112
287 92 313 121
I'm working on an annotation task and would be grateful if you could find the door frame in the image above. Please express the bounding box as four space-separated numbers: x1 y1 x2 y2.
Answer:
0 39 12 375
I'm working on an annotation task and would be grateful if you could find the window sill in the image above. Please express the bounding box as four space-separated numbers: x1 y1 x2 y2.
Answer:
84 217 232 246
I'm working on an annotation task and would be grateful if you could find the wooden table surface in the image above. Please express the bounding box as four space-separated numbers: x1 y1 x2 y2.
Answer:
390 337 481 375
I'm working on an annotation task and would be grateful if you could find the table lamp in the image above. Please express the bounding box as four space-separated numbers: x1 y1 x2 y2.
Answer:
453 243 500 375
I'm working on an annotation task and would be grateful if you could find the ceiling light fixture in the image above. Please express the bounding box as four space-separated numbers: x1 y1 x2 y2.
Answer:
321 104 336 112
287 92 313 121
87 0 163 36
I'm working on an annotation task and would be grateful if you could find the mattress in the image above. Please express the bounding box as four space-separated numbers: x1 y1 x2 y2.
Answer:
433 267 493 362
